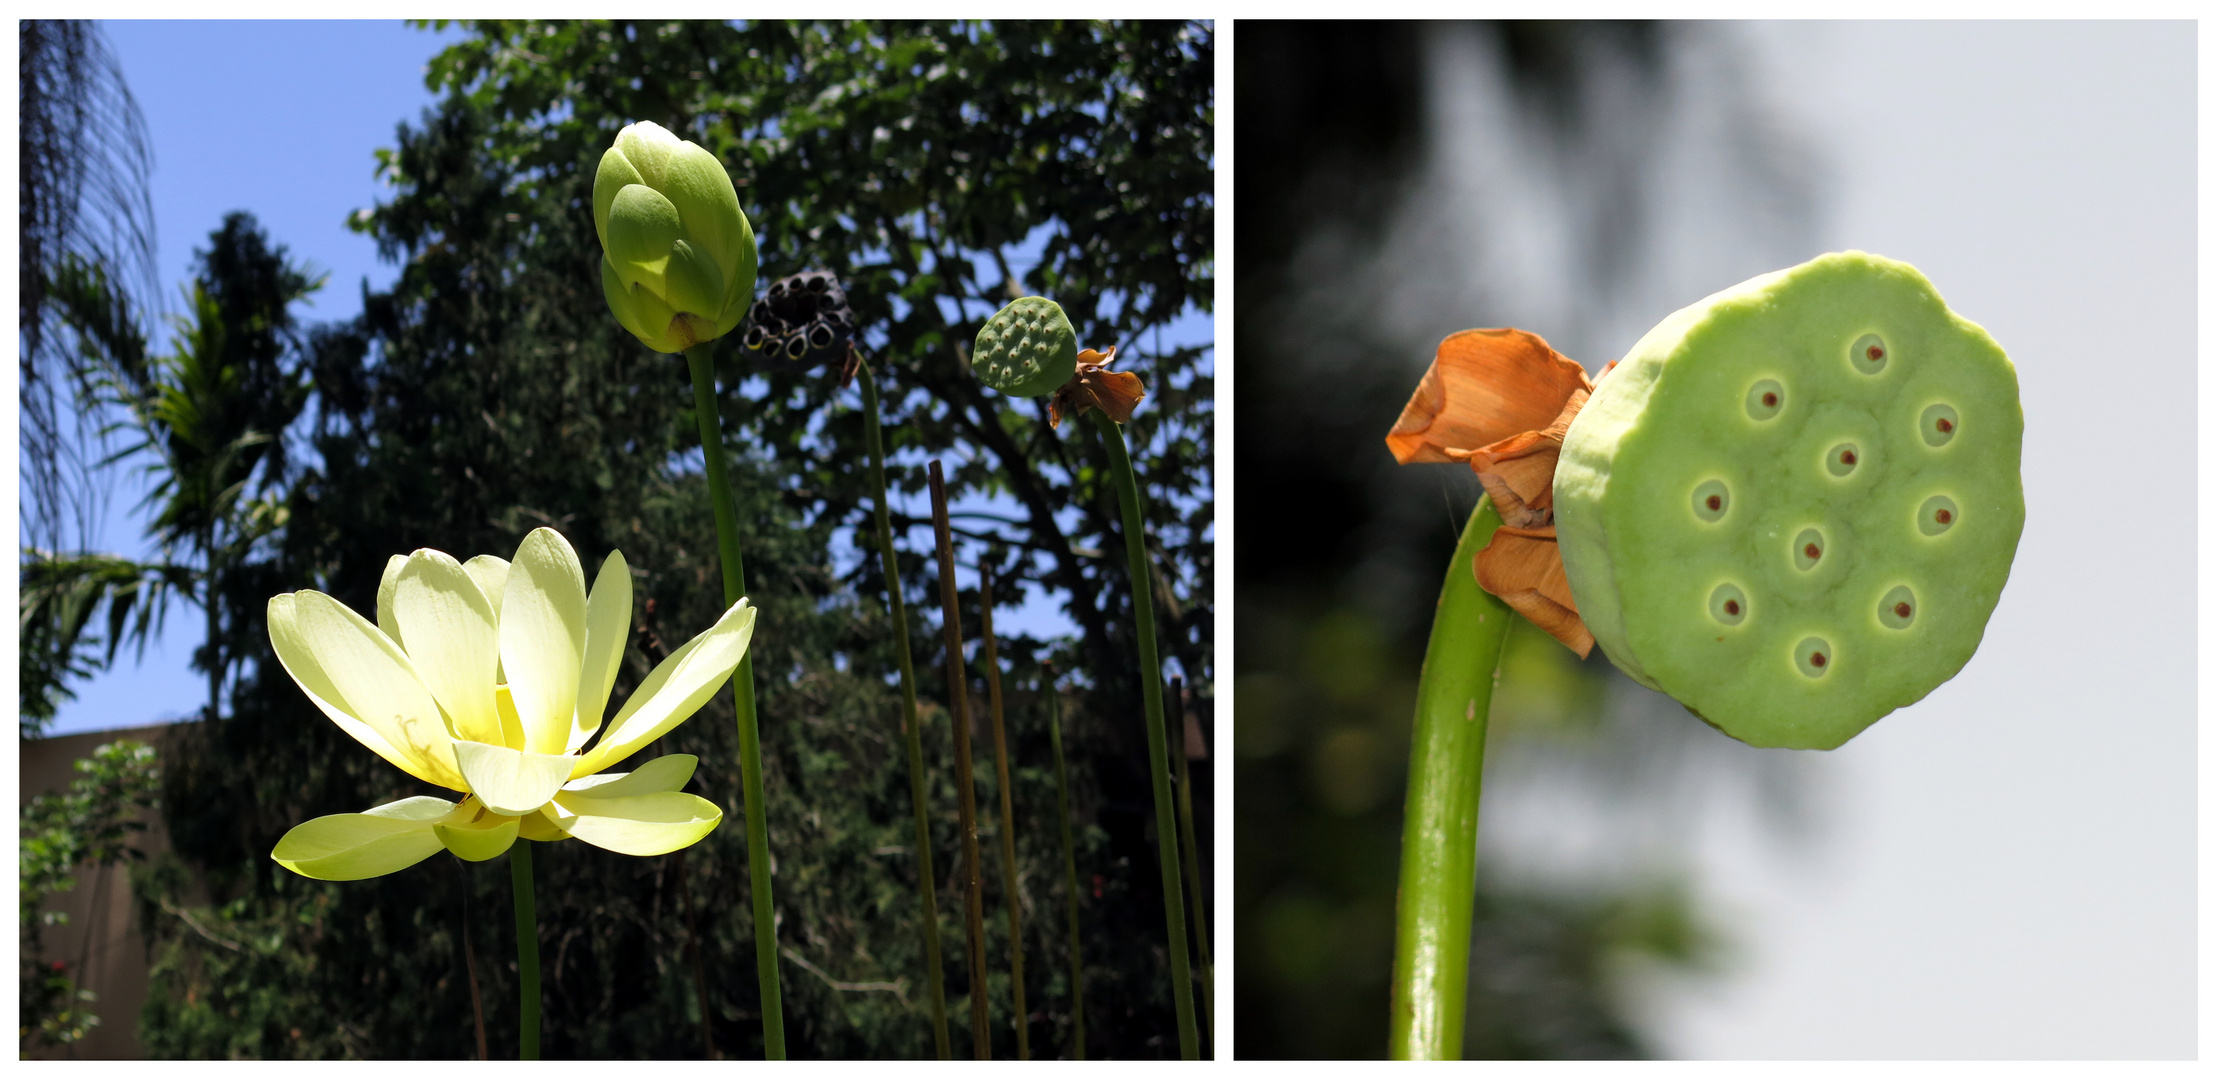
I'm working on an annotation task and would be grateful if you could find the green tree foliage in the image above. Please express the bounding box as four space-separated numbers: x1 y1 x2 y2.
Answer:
19 739 161 1051
139 20 1211 1059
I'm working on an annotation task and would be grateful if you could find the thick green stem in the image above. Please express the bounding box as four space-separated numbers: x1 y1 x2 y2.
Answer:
978 565 1029 1059
1042 664 1086 1060
859 359 953 1059
928 460 993 1058
510 840 540 1061
684 343 785 1060
1168 677 1215 1055
1083 408 1198 1060
1387 496 1514 1060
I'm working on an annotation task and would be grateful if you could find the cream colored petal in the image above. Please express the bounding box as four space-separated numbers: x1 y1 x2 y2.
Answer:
545 789 722 857
573 550 633 752
271 795 455 881
269 594 413 776
434 798 521 862
274 592 464 790
376 554 408 645
571 598 756 778
563 754 697 800
463 555 511 624
393 550 504 745
453 739 575 817
501 529 587 755
519 807 573 843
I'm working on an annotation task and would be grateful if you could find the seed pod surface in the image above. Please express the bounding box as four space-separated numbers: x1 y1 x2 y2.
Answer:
1555 252 2023 749
974 296 1078 398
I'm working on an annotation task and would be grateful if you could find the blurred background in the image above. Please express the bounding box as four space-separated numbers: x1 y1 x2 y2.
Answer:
1233 20 2192 1059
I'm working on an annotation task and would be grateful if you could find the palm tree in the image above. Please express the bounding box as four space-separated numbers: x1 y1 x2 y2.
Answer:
19 19 158 554
109 214 320 722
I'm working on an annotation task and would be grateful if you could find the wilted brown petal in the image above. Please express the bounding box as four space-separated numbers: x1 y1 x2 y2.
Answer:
1466 385 1592 527
1472 524 1594 658
1385 328 1590 464
1048 345 1147 429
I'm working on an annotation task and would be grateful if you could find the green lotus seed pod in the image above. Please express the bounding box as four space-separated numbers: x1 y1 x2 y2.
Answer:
1555 252 2024 750
973 296 1078 397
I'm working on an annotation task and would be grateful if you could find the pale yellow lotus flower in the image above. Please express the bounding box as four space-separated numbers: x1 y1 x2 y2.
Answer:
267 527 756 880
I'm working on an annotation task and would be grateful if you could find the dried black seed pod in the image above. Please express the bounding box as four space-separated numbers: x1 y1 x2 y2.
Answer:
742 268 858 369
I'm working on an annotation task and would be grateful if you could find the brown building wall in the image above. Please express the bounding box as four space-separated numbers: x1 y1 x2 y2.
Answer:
21 722 180 1061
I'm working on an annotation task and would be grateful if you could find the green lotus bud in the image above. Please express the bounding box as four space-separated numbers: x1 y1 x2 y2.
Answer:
973 296 1078 397
593 121 758 354
1555 251 2024 750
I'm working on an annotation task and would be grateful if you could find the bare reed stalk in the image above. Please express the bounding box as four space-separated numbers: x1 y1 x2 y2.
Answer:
930 460 993 1058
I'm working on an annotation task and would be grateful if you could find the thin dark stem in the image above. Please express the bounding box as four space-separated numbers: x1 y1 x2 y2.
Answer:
1169 677 1215 1055
860 357 952 1058
674 849 717 1058
457 858 488 1061
1043 662 1087 1060
930 460 992 1059
510 840 540 1061
1083 408 1197 1059
1388 497 1514 1060
979 564 1029 1059
683 342 785 1059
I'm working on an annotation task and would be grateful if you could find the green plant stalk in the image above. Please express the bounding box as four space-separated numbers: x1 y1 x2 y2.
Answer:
1387 496 1514 1060
1083 408 1198 1059
684 343 785 1060
510 840 540 1061
1042 663 1086 1060
1168 677 1215 1054
978 564 1029 1059
929 460 993 1058
859 358 953 1059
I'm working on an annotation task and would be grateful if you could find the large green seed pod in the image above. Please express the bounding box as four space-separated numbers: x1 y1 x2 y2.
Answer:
1555 252 2024 750
974 296 1078 397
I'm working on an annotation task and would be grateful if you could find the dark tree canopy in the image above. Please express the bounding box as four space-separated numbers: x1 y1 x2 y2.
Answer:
138 20 1212 1060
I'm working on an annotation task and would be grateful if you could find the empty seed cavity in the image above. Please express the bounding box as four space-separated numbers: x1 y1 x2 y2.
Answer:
1708 583 1749 626
1745 379 1784 421
1692 480 1730 523
1918 495 1958 537
1851 333 1888 375
1921 403 1959 447
1878 586 1917 630
1792 528 1825 571
1795 637 1833 678
1826 443 1860 478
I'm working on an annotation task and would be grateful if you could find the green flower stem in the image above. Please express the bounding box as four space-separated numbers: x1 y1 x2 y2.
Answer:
929 460 993 1058
510 840 540 1061
858 359 953 1059
1043 663 1087 1060
1387 496 1514 1060
1168 677 1215 1054
683 342 785 1060
978 564 1029 1060
1082 408 1198 1060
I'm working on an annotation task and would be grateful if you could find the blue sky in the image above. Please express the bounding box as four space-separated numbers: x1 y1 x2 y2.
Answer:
44 20 1214 736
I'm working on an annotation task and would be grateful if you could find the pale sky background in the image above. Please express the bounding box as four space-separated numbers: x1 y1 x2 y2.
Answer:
1634 21 2196 1059
44 20 1212 738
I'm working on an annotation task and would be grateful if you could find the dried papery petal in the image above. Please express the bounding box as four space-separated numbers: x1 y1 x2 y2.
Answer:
1048 345 1148 428
1385 329 1591 464
1467 386 1592 527
1473 524 1594 657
